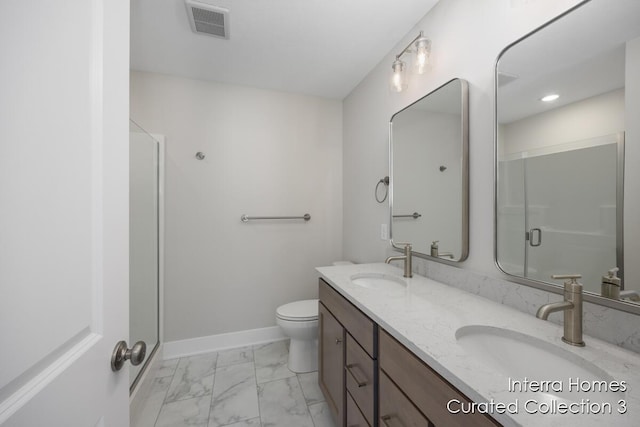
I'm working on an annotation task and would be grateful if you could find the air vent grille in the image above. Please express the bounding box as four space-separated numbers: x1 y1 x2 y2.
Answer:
194 19 226 38
185 1 229 39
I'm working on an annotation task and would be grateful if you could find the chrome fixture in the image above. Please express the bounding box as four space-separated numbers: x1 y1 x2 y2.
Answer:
526 228 542 247
240 214 311 222
620 290 640 302
386 241 412 278
392 212 421 219
111 340 147 371
390 31 431 93
375 176 389 203
536 275 585 347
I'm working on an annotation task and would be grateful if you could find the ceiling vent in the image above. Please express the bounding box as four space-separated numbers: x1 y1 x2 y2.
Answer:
185 0 229 39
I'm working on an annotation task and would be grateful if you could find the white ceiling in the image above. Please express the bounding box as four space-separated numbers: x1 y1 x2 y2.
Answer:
130 0 440 99
497 0 640 124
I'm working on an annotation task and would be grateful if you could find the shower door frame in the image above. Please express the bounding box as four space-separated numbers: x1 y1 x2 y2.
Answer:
128 128 165 404
496 133 625 294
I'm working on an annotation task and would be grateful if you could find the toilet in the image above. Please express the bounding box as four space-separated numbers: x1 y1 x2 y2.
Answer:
276 299 319 373
276 261 353 373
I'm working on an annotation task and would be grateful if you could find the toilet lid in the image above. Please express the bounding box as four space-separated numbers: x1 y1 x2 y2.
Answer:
276 299 318 321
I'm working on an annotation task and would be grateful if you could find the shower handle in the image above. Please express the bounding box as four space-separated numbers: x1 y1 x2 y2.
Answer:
527 228 542 247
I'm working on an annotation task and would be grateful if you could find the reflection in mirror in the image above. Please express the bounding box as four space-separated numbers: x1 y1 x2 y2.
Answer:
390 78 468 261
496 0 640 304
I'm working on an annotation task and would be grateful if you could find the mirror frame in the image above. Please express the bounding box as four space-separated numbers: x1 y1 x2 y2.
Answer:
389 78 469 262
493 0 640 315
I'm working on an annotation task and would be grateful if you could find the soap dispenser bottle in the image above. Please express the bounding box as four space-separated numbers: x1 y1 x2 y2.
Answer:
430 241 439 257
601 267 621 299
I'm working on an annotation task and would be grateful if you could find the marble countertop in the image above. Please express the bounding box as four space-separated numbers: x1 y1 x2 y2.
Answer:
316 263 640 427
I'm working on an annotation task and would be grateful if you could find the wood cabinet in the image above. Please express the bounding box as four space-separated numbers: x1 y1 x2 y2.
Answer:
379 370 431 427
347 391 370 427
379 329 500 427
345 334 375 425
319 278 501 427
319 302 345 425
319 279 377 427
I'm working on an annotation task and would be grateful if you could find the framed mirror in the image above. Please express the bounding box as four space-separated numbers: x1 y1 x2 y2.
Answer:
495 0 640 306
390 78 469 261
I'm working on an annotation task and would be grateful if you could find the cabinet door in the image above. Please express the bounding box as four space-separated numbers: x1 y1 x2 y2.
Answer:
347 391 370 427
380 330 500 427
319 302 345 426
379 371 431 427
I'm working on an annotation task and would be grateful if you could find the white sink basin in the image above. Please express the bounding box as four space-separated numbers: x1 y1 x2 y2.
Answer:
350 273 407 292
456 325 624 404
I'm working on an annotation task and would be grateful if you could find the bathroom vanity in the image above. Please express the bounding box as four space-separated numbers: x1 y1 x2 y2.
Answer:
317 263 640 427
319 279 377 426
319 277 497 426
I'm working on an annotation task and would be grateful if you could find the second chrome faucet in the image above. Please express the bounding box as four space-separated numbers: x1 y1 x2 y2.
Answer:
385 241 412 278
536 274 585 347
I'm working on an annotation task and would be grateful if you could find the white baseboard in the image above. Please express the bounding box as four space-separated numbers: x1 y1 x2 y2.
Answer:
163 326 287 360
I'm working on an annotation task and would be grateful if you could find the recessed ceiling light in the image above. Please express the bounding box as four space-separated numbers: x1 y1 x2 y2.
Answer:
541 94 560 102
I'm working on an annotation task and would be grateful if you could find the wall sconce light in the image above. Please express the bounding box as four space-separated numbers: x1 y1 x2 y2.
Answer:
390 31 431 93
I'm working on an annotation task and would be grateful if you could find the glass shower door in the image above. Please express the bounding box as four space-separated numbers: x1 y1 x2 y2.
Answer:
524 142 618 292
498 134 622 294
129 120 160 388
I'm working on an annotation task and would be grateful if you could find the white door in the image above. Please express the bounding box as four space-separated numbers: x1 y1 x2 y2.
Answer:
0 1 130 426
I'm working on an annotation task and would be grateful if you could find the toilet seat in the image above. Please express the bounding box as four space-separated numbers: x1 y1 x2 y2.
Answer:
276 299 318 322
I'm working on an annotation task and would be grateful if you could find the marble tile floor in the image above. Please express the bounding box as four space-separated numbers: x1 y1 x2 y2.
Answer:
134 340 337 427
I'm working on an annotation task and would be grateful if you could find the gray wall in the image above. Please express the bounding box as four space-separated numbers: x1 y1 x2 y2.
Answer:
342 0 583 272
342 0 640 352
131 71 343 342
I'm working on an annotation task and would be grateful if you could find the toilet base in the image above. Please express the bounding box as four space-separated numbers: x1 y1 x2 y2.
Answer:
288 338 318 373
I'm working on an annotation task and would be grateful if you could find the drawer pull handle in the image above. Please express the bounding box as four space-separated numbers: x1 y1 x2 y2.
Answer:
381 415 404 427
346 363 368 387
335 337 343 345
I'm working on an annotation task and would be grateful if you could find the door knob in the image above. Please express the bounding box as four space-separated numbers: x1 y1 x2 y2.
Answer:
111 340 147 371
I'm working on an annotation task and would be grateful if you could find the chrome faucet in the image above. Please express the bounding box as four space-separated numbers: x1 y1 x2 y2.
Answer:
386 242 412 278
620 290 640 302
536 274 585 347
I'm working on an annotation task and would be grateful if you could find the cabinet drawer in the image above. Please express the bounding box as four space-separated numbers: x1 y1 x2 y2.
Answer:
319 302 345 426
347 391 370 427
379 371 430 427
379 329 499 427
345 333 375 425
320 279 376 357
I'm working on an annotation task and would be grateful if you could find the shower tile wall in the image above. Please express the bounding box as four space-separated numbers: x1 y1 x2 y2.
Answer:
134 341 336 427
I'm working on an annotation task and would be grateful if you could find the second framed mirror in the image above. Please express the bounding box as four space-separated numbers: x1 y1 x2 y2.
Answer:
389 78 469 261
